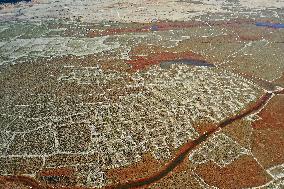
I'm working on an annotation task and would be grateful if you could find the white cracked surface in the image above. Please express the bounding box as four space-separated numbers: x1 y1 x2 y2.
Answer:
1 0 283 23
0 36 120 65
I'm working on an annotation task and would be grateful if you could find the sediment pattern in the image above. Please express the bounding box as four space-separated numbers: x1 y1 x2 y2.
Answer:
1 1 284 188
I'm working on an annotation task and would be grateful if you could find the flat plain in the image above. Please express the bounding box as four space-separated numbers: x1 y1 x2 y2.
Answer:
0 0 284 188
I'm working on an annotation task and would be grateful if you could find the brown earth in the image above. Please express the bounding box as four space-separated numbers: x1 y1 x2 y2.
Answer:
222 119 253 150
251 94 284 168
195 155 272 189
106 153 165 185
148 158 202 189
128 50 206 70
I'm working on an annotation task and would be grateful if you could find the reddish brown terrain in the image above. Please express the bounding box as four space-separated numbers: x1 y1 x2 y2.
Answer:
1 1 284 189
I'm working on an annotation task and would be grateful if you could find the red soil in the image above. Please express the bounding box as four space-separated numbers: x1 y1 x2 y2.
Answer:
252 95 284 130
106 153 164 185
193 122 218 135
127 51 205 70
252 95 284 168
252 128 284 168
87 19 255 37
38 167 75 177
195 155 271 189
0 175 52 189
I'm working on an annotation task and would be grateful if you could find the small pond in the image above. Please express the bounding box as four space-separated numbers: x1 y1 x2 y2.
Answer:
0 0 31 4
256 22 284 29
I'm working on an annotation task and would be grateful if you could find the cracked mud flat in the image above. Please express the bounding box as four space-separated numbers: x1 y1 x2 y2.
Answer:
1 0 284 189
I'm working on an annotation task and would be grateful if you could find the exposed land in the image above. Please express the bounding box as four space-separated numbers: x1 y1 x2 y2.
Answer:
0 0 284 188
